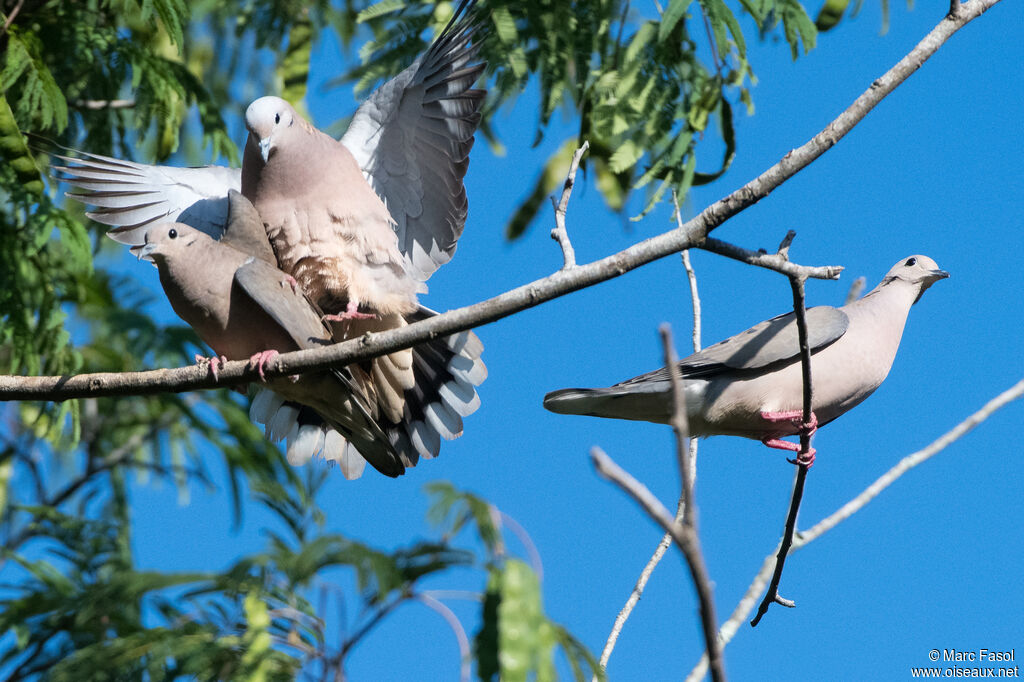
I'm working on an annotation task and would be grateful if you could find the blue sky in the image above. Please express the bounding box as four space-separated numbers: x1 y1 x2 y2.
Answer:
117 2 1024 680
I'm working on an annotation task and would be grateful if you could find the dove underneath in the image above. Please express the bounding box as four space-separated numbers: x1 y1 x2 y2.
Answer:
544 256 948 461
136 211 485 479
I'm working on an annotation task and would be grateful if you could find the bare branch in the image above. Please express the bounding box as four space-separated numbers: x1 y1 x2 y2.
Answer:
1 0 25 36
844 276 866 305
659 325 693 524
550 141 589 269
591 447 725 682
687 376 1024 681
598 215 705 673
2 0 999 403
415 594 471 682
750 273 814 626
701 237 843 280
70 99 136 110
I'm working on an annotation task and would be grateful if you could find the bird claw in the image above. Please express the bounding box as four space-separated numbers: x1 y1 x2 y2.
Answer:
761 410 818 467
195 354 229 381
280 274 300 295
248 349 280 381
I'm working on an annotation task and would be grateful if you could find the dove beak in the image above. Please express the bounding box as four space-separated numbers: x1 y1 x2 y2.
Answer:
930 269 950 280
259 137 273 163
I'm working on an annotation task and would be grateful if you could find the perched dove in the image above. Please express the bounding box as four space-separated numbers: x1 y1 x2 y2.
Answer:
53 1 487 471
544 256 948 462
239 3 484 428
135 193 485 479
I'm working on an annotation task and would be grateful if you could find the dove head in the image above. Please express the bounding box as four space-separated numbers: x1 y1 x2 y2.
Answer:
245 96 298 163
881 255 949 304
132 223 208 265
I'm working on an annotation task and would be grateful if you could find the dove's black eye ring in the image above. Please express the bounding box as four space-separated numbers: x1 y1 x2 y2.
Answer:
275 113 280 125
168 228 178 239
905 257 917 267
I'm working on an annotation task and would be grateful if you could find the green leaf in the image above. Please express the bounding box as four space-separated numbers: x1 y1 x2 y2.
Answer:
280 12 313 108
659 0 692 42
816 0 852 31
357 0 407 23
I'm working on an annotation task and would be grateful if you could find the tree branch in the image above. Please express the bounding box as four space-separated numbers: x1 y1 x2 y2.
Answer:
686 376 1024 681
415 593 471 682
598 203 705 672
750 270 814 627
550 141 588 269
591 446 725 682
4 0 994 402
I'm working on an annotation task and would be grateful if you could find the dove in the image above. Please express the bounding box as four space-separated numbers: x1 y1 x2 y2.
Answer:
134 193 485 479
544 256 948 464
53 1 486 462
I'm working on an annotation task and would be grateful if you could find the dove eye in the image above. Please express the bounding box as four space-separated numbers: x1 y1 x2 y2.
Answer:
904 257 917 267
274 113 280 124
168 228 178 239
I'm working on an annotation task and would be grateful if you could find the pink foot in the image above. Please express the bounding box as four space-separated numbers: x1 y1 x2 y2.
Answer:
323 300 376 322
248 349 279 381
195 354 229 381
280 274 300 294
760 410 818 467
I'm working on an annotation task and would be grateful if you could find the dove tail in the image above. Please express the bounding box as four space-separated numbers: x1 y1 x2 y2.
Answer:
385 308 486 467
248 308 485 478
543 384 673 424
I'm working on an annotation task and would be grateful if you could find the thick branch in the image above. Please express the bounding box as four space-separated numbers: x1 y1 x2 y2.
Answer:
686 376 1024 681
0 0 999 403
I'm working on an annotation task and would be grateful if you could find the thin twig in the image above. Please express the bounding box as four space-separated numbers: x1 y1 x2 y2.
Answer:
499 511 543 580
659 325 693 524
750 272 814 626
550 141 588 269
415 593 471 682
844 276 866 305
1 0 25 36
598 205 704 673
6 0 997 403
70 99 136 110
701 237 843 280
591 447 725 682
686 377 1024 681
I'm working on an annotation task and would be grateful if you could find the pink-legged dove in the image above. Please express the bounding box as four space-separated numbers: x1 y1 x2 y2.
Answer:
544 256 948 462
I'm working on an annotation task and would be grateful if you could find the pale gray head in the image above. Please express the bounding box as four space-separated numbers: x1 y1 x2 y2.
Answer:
131 223 210 264
245 96 298 163
881 255 949 303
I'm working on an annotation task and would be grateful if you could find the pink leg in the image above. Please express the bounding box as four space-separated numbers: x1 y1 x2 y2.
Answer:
248 349 279 381
323 300 377 322
760 410 818 467
195 354 229 381
280 274 300 294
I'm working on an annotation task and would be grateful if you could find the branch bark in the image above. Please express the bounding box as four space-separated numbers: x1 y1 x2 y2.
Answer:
550 142 588 269
590 446 725 682
749 272 814 626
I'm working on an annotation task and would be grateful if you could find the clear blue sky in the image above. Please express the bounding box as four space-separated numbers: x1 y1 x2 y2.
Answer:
122 2 1023 679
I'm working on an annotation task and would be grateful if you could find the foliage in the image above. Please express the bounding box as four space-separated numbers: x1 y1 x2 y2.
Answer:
0 0 905 678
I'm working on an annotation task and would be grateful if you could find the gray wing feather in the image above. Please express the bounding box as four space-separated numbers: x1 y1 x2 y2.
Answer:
233 259 330 352
340 0 485 281
619 306 850 385
53 150 240 245
235 259 406 477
